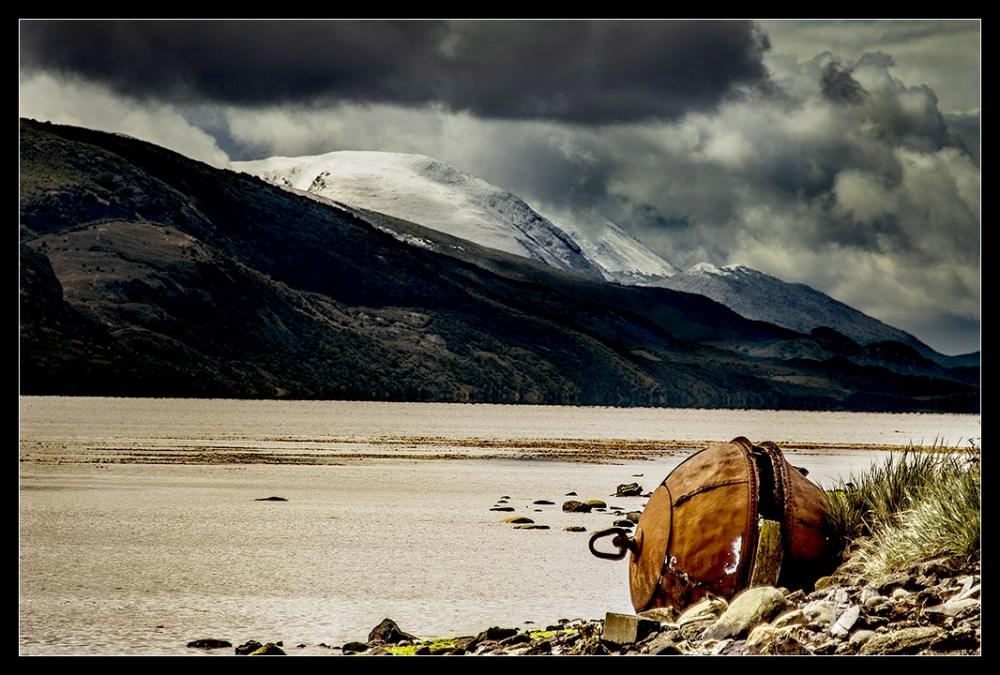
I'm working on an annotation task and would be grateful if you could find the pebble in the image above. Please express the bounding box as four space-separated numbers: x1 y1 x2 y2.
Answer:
297 554 979 656
192 490 979 656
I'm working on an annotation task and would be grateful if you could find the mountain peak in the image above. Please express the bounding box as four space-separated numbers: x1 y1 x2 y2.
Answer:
234 150 607 278
235 148 951 364
233 150 683 283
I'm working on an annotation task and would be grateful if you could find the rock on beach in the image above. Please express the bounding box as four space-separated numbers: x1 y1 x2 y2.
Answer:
207 553 978 655
320 555 979 656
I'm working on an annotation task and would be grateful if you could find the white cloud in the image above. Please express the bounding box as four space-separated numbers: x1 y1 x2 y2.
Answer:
20 73 230 168
833 169 898 225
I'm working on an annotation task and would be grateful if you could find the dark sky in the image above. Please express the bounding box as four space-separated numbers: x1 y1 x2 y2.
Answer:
20 20 771 122
19 19 980 355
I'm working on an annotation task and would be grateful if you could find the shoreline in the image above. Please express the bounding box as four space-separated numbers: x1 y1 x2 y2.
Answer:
186 550 981 656
18 436 939 467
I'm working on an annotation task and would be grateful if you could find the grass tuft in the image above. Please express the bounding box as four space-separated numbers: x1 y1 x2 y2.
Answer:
824 442 980 578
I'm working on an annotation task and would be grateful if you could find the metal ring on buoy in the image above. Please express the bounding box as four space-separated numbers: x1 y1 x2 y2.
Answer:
589 527 634 560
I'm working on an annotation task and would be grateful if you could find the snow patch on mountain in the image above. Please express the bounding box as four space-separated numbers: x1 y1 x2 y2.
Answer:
654 263 927 349
233 151 606 279
547 208 680 283
233 151 685 284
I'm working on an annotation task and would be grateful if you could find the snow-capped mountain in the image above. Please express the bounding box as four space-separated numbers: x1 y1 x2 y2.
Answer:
549 208 681 284
233 151 609 279
655 263 939 357
232 151 679 284
234 150 951 362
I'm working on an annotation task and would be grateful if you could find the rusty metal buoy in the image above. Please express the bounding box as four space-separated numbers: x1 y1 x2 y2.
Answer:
591 437 840 613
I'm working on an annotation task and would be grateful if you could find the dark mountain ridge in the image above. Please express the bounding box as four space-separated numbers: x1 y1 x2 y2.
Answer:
19 118 978 411
655 263 978 368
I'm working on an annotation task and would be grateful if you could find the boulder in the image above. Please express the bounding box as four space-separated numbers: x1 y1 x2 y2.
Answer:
615 483 643 497
677 595 728 627
702 586 788 641
234 640 262 655
830 604 861 637
745 625 812 655
858 626 949 655
464 626 520 652
248 642 286 655
368 618 418 645
639 606 680 624
644 631 696 655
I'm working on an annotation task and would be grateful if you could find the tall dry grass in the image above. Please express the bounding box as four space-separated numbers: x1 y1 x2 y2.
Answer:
824 442 980 578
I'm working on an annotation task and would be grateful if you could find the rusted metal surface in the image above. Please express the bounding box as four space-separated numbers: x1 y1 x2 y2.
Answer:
593 437 839 614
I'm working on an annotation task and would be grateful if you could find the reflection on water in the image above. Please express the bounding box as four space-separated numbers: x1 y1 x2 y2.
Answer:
19 397 979 655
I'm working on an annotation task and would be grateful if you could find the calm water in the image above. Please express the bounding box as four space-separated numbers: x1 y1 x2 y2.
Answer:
19 397 979 655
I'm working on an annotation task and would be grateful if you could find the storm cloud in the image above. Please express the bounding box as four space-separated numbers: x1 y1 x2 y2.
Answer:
19 20 770 124
19 20 979 354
